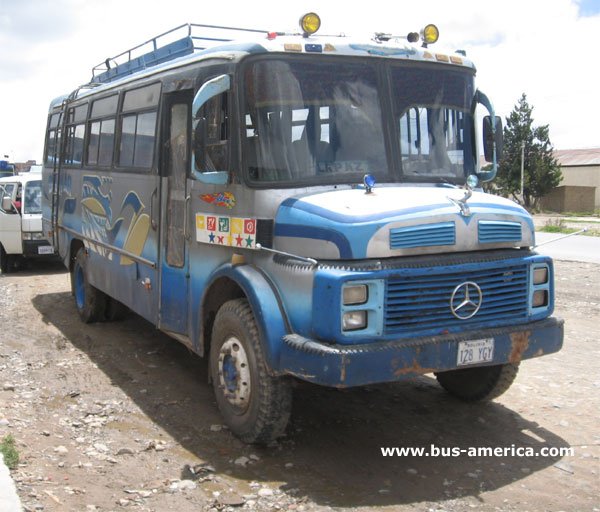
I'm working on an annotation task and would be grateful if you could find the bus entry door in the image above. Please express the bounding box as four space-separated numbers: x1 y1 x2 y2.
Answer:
159 92 192 334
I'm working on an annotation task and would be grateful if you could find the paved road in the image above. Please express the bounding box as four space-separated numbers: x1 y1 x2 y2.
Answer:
534 232 600 264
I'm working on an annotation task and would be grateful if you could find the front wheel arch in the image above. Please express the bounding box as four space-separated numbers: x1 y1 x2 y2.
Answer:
199 264 291 372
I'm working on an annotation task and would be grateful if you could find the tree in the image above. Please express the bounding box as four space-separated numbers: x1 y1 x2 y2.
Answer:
495 94 562 210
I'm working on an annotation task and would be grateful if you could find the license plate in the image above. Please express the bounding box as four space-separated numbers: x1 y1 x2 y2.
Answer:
457 338 494 366
38 245 54 255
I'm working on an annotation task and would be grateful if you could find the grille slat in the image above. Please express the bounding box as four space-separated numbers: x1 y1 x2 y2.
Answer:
385 263 529 335
386 290 528 311
387 270 527 287
387 281 527 301
478 220 522 243
390 222 455 249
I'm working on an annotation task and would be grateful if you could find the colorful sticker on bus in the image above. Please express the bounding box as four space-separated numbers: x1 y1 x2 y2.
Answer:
200 191 236 209
196 213 257 249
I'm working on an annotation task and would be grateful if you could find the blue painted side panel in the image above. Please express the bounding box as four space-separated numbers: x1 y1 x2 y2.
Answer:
44 168 160 323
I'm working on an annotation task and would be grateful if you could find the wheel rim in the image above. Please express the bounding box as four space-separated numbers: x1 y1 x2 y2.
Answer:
74 263 85 310
217 336 251 412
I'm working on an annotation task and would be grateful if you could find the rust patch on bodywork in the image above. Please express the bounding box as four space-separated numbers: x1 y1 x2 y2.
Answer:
393 359 435 377
509 331 530 363
340 355 348 382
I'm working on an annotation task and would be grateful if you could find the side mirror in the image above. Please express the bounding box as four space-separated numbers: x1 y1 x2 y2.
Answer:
483 115 504 162
192 74 230 119
2 196 13 212
191 74 231 183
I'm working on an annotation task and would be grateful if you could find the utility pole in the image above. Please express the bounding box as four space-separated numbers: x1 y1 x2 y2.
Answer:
520 143 525 202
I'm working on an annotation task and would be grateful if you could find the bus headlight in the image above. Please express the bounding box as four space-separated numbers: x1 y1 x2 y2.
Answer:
342 311 367 331
339 280 384 336
529 263 552 315
532 290 548 308
343 284 368 305
533 266 548 285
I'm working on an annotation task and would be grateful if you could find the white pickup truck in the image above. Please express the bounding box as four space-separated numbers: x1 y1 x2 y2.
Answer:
0 171 55 273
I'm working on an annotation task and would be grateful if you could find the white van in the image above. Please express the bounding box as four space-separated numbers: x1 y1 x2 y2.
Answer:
0 172 55 273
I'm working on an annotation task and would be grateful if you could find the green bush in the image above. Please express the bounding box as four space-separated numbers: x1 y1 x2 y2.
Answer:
0 434 19 469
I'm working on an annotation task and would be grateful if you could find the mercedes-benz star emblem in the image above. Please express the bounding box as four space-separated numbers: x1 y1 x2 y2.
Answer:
450 281 483 320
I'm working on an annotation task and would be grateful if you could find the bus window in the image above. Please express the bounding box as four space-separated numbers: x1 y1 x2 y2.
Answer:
87 94 118 167
165 102 188 267
193 92 229 183
65 104 87 166
119 111 157 168
88 119 115 166
118 83 160 170
65 124 85 166
45 118 62 165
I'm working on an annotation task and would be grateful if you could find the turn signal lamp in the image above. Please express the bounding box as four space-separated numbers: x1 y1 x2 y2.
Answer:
300 12 321 36
421 24 439 45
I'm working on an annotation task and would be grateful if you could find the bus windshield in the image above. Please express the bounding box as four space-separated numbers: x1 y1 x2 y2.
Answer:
391 64 476 181
242 57 476 186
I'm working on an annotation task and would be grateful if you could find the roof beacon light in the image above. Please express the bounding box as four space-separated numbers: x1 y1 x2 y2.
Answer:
363 174 376 194
421 24 439 46
300 12 321 36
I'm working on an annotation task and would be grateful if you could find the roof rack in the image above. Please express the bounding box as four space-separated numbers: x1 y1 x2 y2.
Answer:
91 23 268 85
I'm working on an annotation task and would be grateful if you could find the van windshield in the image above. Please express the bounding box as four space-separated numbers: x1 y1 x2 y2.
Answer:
242 56 476 187
23 180 42 215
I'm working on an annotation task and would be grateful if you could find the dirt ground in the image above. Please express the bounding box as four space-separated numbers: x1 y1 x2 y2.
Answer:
0 259 598 512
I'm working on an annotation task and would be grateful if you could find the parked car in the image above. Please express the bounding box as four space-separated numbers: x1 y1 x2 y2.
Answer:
0 174 55 273
0 159 16 178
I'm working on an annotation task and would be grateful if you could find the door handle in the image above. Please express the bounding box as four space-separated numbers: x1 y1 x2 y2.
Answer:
183 194 191 240
150 188 157 230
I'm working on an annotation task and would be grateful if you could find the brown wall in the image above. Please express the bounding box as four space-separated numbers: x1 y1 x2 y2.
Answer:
560 165 600 208
540 185 596 213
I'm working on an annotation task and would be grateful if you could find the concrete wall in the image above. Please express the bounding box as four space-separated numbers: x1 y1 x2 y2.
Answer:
541 185 596 213
559 165 600 208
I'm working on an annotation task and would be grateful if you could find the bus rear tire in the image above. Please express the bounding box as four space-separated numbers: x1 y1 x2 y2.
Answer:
435 363 520 402
210 298 292 444
71 247 106 323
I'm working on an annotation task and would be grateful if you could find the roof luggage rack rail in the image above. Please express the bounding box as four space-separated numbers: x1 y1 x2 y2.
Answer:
91 23 268 84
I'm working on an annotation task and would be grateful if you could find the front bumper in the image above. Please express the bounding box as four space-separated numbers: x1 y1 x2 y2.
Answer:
279 316 563 387
23 240 55 259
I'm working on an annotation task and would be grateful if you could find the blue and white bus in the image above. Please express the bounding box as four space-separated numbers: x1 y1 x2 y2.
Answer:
42 15 563 443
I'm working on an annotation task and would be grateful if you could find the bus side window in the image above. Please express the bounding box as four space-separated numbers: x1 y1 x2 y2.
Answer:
193 92 229 184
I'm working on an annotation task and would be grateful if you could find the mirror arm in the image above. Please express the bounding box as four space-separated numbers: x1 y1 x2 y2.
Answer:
476 89 498 182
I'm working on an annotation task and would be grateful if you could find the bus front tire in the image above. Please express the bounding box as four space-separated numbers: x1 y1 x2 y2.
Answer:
434 363 520 402
210 298 292 444
71 248 106 323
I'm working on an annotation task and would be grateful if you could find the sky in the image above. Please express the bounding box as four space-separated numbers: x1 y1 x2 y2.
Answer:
1 0 599 162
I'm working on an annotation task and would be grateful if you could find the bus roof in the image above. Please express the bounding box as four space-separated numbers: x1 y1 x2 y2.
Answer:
49 20 475 110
